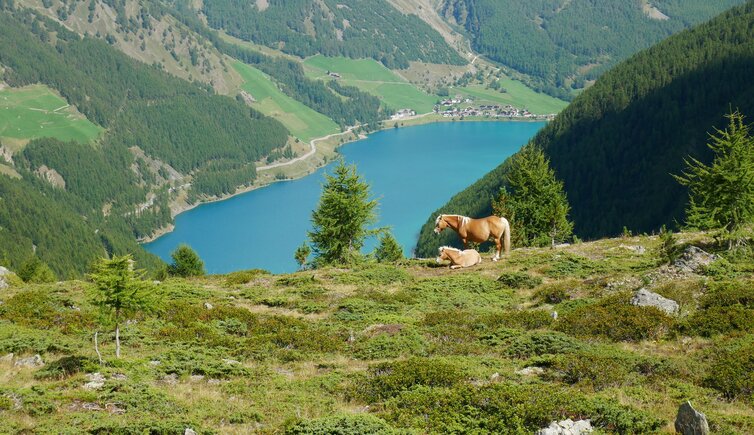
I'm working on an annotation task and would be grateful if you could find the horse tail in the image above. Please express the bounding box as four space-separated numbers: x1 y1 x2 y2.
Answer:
501 217 511 256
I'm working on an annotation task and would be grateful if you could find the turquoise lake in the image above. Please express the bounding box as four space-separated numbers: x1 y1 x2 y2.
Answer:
144 121 544 273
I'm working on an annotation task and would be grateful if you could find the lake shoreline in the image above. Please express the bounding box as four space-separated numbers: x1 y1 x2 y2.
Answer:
140 115 546 245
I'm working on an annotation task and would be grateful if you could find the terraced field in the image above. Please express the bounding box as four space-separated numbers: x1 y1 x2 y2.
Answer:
233 62 340 143
0 85 102 150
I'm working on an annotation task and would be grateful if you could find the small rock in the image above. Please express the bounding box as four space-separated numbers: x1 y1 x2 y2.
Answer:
222 358 241 365
204 302 214 310
83 372 106 390
82 402 103 411
516 366 545 376
551 311 558 320
630 288 679 315
185 429 197 435
537 418 592 435
105 402 126 415
675 401 710 435
110 373 127 381
161 373 178 384
207 379 222 385
489 372 500 382
149 360 161 366
618 244 646 255
672 246 717 273
189 375 205 382
14 354 44 368
1 353 14 363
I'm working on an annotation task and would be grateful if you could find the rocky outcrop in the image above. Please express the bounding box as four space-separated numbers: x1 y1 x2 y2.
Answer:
0 266 12 289
630 288 679 315
34 165 66 189
672 246 717 273
14 354 44 368
537 419 592 435
675 401 710 435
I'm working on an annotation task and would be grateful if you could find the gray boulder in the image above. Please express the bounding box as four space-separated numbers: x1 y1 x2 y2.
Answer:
675 401 710 435
673 246 717 273
0 266 10 289
537 419 592 435
631 288 679 315
14 354 44 368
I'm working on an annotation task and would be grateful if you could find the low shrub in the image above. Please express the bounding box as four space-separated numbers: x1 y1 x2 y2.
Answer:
34 355 95 380
681 305 754 337
377 382 663 434
481 309 554 331
335 264 411 286
0 323 71 354
505 331 583 358
556 295 673 342
534 280 578 304
158 347 249 379
497 271 543 289
225 269 268 286
704 336 754 400
545 347 676 390
354 358 466 403
286 414 398 435
700 280 754 308
352 327 428 360
0 290 95 332
545 253 606 278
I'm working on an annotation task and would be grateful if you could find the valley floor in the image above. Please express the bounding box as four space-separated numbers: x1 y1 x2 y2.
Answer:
1 233 753 433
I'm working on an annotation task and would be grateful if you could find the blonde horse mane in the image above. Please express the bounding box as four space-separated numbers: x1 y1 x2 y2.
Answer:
438 246 461 253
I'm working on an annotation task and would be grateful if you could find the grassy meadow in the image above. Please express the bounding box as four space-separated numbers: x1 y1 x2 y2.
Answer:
1 233 753 433
233 62 340 143
454 81 570 115
304 55 438 114
0 85 102 150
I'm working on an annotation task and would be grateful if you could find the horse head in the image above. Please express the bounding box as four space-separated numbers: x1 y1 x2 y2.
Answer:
436 246 458 263
434 215 448 234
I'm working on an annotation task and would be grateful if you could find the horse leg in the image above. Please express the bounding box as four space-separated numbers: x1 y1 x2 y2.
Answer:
450 265 461 270
493 237 501 262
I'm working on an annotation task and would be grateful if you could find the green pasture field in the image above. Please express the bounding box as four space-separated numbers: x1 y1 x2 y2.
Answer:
233 62 339 143
304 55 438 113
0 85 102 148
454 80 569 115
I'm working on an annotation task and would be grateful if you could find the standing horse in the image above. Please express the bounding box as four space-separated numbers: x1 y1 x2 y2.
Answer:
434 214 511 261
436 246 482 269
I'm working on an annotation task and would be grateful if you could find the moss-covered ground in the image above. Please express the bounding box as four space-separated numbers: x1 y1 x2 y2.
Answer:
1 233 753 433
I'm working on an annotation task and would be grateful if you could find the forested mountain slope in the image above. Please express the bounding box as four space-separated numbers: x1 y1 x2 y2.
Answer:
0 6 289 276
416 1 754 257
441 0 746 98
200 0 466 69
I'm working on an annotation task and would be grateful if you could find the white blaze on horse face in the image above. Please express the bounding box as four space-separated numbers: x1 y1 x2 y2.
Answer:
434 215 443 234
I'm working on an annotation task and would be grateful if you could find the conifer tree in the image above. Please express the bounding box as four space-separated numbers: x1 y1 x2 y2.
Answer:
17 256 56 283
374 231 403 263
167 244 205 277
493 145 573 247
308 161 378 266
89 255 155 359
674 111 754 248
294 243 311 270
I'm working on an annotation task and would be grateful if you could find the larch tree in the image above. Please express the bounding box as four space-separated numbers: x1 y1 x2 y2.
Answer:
167 244 205 277
674 111 754 248
88 255 155 359
493 145 573 247
308 160 378 266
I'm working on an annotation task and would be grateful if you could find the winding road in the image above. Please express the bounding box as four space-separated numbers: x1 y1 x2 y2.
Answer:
256 126 358 171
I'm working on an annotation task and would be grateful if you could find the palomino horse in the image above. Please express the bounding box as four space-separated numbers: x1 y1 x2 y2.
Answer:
436 246 482 269
434 214 511 261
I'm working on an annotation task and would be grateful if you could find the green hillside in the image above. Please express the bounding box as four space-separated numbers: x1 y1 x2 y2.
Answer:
0 85 102 146
0 6 289 276
233 62 339 142
304 55 438 113
1 233 753 432
416 1 754 256
441 0 746 98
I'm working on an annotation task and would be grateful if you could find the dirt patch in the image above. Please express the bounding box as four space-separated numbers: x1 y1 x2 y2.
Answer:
256 0 269 11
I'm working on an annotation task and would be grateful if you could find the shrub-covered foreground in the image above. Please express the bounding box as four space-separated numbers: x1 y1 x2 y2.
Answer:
1 234 753 433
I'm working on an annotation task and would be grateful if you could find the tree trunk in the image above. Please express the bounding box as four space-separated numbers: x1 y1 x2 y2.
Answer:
115 323 121 358
94 331 103 365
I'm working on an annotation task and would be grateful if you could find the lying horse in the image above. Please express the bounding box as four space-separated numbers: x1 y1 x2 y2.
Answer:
436 246 482 269
434 214 511 261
